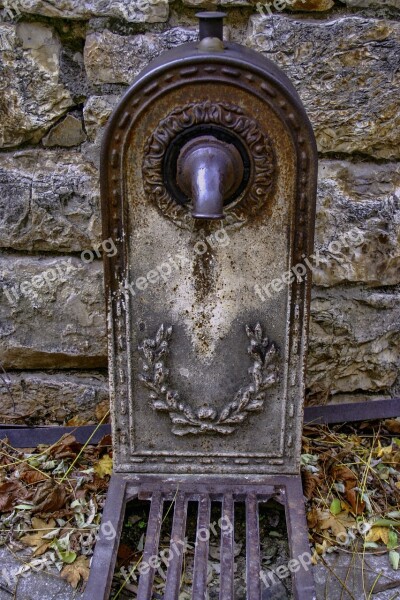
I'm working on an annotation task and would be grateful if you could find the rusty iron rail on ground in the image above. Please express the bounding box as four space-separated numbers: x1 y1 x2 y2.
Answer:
1 398 398 447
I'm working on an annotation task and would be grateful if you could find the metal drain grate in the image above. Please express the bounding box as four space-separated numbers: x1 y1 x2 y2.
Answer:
85 476 315 600
137 491 266 599
133 481 308 600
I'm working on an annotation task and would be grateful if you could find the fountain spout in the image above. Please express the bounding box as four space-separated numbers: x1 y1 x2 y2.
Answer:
177 136 244 220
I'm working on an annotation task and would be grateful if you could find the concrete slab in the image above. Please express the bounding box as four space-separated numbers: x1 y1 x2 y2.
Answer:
0 547 84 600
313 551 400 600
1 545 399 599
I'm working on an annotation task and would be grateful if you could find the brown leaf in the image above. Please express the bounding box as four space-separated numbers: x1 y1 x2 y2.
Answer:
0 481 30 512
95 401 109 422
330 463 365 514
97 434 112 449
20 469 47 485
384 419 400 434
302 470 320 500
20 517 57 557
61 555 90 589
66 416 89 427
49 434 82 460
317 508 356 538
345 488 366 515
31 480 67 514
117 543 137 567
45 507 74 520
84 474 109 493
330 465 357 490
307 507 319 529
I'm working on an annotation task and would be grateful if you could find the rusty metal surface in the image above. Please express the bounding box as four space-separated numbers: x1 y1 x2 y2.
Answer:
220 493 235 600
136 490 164 598
305 398 400 424
84 474 316 600
246 493 262 599
101 30 318 476
164 492 188 599
93 11 318 598
2 398 398 447
197 11 226 41
84 474 129 600
192 494 211 598
176 135 244 219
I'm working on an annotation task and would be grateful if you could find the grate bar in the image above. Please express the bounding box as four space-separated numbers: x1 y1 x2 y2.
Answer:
137 491 164 600
219 493 235 600
85 476 316 600
139 482 274 498
164 492 188 600
246 493 261 600
192 494 211 599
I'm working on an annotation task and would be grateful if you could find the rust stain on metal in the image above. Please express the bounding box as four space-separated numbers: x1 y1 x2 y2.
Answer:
100 35 318 471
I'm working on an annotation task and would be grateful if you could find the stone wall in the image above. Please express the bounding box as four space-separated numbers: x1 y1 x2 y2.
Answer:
0 0 399 423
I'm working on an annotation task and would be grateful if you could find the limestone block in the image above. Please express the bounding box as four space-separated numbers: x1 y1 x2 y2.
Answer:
308 288 400 403
84 28 197 84
0 255 107 369
0 371 108 424
183 0 334 8
246 15 400 158
314 161 400 287
0 22 73 147
42 114 86 147
0 150 101 252
4 0 169 22
81 95 121 167
83 96 120 142
343 0 400 8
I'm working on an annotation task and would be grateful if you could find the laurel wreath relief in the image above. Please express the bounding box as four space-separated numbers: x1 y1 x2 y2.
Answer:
138 323 279 436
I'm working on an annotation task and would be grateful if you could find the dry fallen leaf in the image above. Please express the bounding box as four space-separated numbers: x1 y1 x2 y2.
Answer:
317 508 356 538
302 470 321 500
49 434 82 460
117 543 138 567
330 464 365 514
385 419 400 434
307 507 319 529
97 434 112 449
61 555 90 588
345 488 366 515
307 507 318 529
20 469 47 485
20 517 57 556
315 539 332 555
0 480 30 512
95 400 109 422
366 526 390 545
377 442 393 458
331 464 357 487
66 415 89 427
94 454 113 478
84 474 109 493
31 480 67 513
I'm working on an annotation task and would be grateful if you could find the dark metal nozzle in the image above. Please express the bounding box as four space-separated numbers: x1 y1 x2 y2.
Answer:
176 136 244 220
196 11 226 41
